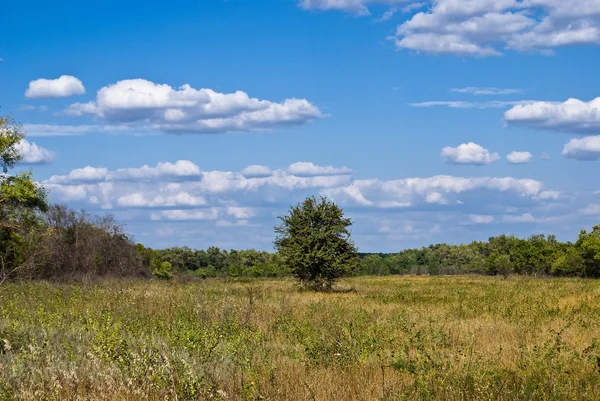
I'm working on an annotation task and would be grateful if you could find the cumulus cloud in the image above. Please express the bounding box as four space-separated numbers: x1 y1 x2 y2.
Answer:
48 166 109 184
25 75 85 98
44 158 561 217
505 97 600 134
562 136 600 160
48 160 202 184
15 140 54 164
43 158 573 250
323 174 557 209
507 151 533 164
63 78 324 134
396 1 600 55
441 142 500 165
299 0 600 56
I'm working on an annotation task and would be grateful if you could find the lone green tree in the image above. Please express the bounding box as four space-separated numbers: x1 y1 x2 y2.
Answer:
274 196 358 290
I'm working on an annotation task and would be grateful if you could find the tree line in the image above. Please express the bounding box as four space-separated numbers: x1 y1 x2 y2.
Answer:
357 230 600 278
132 228 600 281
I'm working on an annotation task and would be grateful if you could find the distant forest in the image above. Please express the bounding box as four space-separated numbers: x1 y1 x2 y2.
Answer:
139 228 600 279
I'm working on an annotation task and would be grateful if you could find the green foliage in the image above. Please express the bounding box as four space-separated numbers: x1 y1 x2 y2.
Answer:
552 246 585 276
152 261 173 280
153 246 288 278
274 196 359 290
355 228 600 279
495 254 513 279
0 115 49 283
0 115 24 174
576 225 600 277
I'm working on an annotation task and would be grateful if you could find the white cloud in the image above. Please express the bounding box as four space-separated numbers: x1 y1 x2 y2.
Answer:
242 165 272 178
225 206 255 219
15 140 54 164
148 206 254 222
562 136 600 160
395 2 600 56
324 174 556 208
25 75 85 99
63 78 324 134
45 159 560 220
47 167 99 184
441 142 500 165
505 97 600 134
507 151 533 164
469 214 494 224
151 208 220 221
109 160 202 182
451 87 523 95
393 32 501 56
300 0 600 56
425 191 447 204
117 192 206 208
43 161 357 216
402 2 425 13
503 212 536 223
508 26 600 52
47 161 202 184
287 161 351 176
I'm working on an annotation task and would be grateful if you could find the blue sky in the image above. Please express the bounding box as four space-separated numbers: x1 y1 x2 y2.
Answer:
2 0 600 251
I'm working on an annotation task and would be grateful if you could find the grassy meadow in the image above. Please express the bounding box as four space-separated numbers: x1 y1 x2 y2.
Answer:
1 276 600 400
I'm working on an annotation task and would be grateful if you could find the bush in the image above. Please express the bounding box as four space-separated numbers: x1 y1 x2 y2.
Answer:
152 261 173 280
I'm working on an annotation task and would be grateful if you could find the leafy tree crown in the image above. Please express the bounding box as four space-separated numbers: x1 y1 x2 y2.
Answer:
274 196 358 289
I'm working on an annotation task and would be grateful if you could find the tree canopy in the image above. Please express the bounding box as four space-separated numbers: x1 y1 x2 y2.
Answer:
274 196 359 290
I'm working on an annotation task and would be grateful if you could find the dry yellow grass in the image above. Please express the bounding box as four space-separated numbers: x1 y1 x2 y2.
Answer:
1 275 600 400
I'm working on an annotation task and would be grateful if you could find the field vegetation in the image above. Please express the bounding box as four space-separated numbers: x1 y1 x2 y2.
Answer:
2 276 600 400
